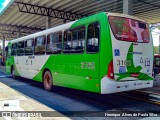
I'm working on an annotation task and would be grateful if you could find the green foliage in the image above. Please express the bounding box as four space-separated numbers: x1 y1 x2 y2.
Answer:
154 46 159 54
158 26 160 31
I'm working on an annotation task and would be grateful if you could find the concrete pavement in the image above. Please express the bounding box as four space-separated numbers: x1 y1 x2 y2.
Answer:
0 66 160 120
137 75 160 102
0 68 73 120
0 78 72 120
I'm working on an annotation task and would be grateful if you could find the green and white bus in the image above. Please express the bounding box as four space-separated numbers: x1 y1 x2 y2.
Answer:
5 12 154 94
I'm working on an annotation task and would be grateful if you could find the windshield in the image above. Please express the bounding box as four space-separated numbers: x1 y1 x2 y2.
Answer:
109 16 150 43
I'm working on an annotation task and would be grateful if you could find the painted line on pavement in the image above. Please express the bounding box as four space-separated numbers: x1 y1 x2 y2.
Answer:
118 93 160 105
136 90 160 95
0 75 12 78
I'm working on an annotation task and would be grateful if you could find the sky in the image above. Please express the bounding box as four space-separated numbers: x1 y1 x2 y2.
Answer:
0 0 11 13
0 0 159 46
152 28 160 46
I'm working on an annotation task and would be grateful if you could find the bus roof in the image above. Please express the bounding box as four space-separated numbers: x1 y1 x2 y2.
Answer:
9 12 147 44
9 21 76 44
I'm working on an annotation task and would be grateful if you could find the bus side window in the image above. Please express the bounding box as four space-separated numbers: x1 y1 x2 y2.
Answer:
11 43 17 56
63 26 85 54
63 30 71 53
46 32 62 54
34 36 46 55
17 41 24 56
25 39 34 55
87 22 100 53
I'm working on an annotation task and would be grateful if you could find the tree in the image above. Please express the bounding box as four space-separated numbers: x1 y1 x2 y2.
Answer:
154 46 159 54
150 23 160 31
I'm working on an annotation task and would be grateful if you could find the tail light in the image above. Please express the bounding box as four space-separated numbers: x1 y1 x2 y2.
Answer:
107 61 114 79
131 73 139 77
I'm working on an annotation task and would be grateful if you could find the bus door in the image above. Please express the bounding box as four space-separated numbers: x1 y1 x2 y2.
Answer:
109 16 153 81
15 41 25 76
34 36 46 77
21 39 36 78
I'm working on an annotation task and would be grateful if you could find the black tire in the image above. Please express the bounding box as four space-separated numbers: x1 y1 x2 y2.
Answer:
11 67 16 79
43 71 53 92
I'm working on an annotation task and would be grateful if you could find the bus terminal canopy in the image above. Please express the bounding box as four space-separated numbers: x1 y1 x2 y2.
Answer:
0 0 160 40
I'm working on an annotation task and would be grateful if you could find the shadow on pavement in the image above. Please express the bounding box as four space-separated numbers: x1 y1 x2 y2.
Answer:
0 70 160 116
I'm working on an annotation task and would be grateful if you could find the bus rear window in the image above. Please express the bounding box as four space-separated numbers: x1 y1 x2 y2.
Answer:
109 16 150 43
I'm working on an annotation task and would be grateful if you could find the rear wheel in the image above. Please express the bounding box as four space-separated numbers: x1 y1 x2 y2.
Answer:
11 67 16 79
43 71 53 92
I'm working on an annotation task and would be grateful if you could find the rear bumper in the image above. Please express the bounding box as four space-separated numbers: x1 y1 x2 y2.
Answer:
101 77 153 94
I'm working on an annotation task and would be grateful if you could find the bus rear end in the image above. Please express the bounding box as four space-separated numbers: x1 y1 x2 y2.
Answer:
101 13 154 94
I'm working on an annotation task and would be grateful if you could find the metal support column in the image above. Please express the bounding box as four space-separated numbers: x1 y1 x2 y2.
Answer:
2 35 5 64
159 34 160 54
123 0 133 15
46 16 51 29
17 30 21 38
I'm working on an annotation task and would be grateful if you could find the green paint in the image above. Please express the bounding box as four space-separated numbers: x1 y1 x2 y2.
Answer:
32 12 112 93
115 43 153 80
5 12 153 94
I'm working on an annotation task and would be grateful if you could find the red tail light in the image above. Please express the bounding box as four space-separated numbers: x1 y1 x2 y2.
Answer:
131 73 139 77
107 61 114 79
